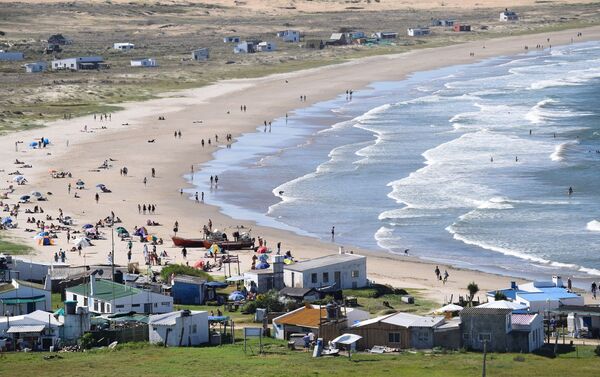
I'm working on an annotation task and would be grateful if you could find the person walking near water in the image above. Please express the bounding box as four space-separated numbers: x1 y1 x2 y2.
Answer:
151 168 156 178
434 266 440 280
95 193 99 204
568 186 574 196
331 226 335 241
143 177 147 186
443 270 449 284
210 176 214 187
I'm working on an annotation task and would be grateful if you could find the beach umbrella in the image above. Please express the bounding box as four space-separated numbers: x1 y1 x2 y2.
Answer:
33 231 49 239
96 184 106 190
228 291 245 302
82 224 94 229
258 254 268 262
1 217 12 225
85 228 98 235
19 195 31 202
29 141 38 148
256 246 268 254
30 191 43 197
75 179 85 186
116 227 128 234
13 175 25 182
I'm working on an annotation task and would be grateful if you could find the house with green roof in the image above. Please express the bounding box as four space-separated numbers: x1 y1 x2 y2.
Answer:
65 276 172 314
0 279 51 315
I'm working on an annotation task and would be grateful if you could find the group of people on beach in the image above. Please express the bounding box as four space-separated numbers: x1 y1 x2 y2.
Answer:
93 113 112 121
137 203 157 214
434 265 450 284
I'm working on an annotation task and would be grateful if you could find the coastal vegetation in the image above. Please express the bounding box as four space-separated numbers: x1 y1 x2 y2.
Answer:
1 340 599 377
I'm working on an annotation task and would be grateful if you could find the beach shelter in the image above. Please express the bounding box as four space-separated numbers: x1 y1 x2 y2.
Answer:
1 217 12 225
33 231 49 239
29 141 38 148
38 236 54 246
134 227 148 237
75 179 85 187
116 227 129 236
73 237 92 248
82 224 94 229
228 291 245 302
96 184 106 189
13 176 26 183
30 191 44 198
19 195 31 202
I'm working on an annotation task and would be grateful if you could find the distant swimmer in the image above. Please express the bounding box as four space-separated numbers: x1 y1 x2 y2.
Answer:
515 156 519 162
490 156 494 163
568 186 573 196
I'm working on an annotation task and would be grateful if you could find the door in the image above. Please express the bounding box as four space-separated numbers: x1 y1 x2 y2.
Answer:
334 271 341 288
144 303 152 313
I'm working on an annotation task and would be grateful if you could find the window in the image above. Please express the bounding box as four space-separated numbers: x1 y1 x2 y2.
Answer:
93 301 98 311
116 304 125 309
311 273 317 284
388 332 400 343
72 294 78 301
153 327 158 331
84 297 88 306
192 324 197 334
323 272 329 283
132 304 141 308
106 304 111 312
162 302 171 306
462 333 470 340
154 303 158 307
417 330 429 342
351 270 359 278
478 333 491 342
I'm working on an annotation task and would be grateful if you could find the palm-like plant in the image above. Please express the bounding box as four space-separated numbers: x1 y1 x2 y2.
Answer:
467 281 479 307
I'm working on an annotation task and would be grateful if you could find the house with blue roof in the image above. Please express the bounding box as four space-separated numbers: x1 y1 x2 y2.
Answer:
487 276 584 313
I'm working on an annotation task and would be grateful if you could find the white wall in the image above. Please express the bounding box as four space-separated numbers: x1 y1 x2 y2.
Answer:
0 281 51 315
283 258 367 289
149 312 209 346
66 289 173 314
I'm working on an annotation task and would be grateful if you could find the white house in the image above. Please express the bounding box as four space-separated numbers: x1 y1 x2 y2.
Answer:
234 41 256 54
511 313 544 352
500 10 519 21
487 276 584 312
283 250 367 290
243 255 284 294
277 30 300 42
130 58 158 67
256 41 276 52
148 310 209 347
372 32 398 40
223 36 241 43
52 56 105 71
192 48 209 61
113 42 135 51
0 51 24 61
65 275 173 314
0 279 51 315
407 27 430 37
24 62 47 73
0 310 62 350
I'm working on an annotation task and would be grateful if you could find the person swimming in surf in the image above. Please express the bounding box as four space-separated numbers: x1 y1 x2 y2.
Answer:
568 186 573 196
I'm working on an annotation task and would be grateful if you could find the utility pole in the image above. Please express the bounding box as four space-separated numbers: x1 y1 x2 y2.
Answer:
482 339 487 377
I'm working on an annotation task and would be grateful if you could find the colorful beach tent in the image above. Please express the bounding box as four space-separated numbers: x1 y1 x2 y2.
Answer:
82 224 94 229
255 262 270 270
256 246 268 254
13 176 26 183
38 236 54 246
1 217 12 225
228 291 245 301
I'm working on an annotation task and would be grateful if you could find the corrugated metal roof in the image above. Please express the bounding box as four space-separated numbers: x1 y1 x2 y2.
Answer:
511 314 538 326
7 325 45 333
351 314 394 328
284 253 365 272
67 279 141 301
148 310 206 326
382 313 444 328
275 307 325 328
461 307 513 315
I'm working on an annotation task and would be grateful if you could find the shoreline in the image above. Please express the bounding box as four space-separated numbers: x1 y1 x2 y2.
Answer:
2 26 600 304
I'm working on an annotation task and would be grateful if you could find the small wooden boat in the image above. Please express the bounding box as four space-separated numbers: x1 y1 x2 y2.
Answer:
171 236 206 248
172 236 255 250
202 239 255 251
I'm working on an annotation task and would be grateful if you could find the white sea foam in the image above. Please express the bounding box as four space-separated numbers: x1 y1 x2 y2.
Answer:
550 141 579 162
586 220 600 232
525 98 558 124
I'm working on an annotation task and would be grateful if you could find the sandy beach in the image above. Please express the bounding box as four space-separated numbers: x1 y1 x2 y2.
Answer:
2 26 600 305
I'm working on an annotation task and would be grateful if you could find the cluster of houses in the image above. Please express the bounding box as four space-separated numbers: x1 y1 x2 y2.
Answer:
1 237 598 355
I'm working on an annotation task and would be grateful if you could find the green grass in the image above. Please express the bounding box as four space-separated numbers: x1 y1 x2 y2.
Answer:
51 293 63 312
1 341 599 377
343 286 439 316
0 237 32 255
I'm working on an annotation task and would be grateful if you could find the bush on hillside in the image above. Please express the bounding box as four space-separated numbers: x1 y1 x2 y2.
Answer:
160 264 214 282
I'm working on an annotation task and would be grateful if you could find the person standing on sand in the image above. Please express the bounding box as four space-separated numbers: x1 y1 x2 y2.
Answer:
210 176 213 187
201 139 205 147
95 193 99 204
443 270 449 284
195 192 199 202
435 266 440 280
68 183 71 194
215 175 219 186
201 192 204 202
143 177 147 186
182 247 187 259
208 219 212 231
331 226 335 241
151 168 156 178
138 204 141 214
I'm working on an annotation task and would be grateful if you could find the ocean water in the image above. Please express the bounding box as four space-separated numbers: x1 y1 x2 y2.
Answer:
189 41 600 283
